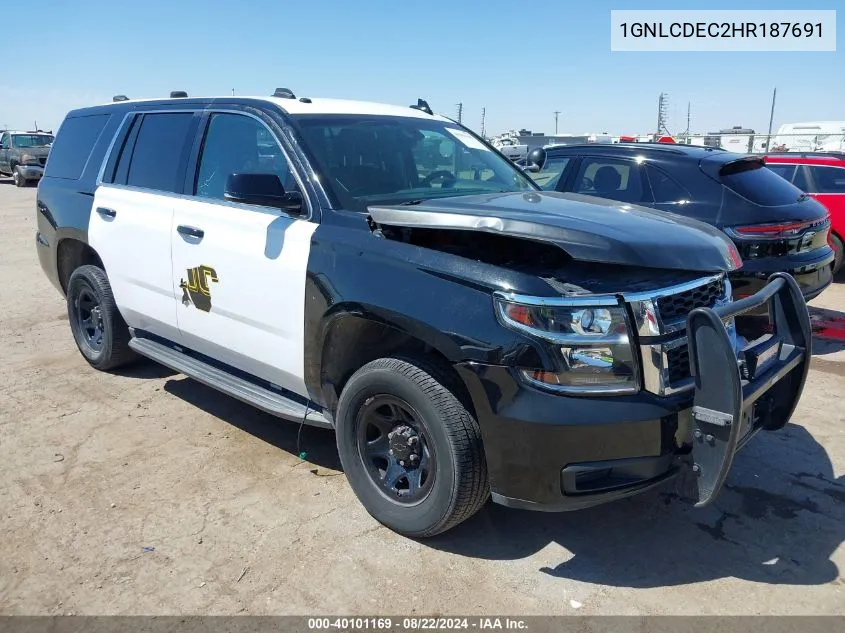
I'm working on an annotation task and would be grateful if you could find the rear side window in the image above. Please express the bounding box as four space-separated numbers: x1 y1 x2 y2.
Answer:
45 114 110 180
719 160 804 206
809 165 845 194
646 165 690 203
124 113 194 192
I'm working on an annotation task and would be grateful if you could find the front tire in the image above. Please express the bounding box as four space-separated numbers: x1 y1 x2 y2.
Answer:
335 357 489 537
67 265 136 370
13 166 26 187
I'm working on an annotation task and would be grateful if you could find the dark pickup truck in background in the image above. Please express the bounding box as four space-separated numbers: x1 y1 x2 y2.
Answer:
0 129 54 187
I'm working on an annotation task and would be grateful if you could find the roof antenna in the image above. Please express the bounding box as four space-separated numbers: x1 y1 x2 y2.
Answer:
273 87 296 99
113 95 129 102
409 98 432 115
170 91 188 98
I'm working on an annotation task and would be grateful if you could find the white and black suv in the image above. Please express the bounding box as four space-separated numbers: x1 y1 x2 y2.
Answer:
36 90 812 537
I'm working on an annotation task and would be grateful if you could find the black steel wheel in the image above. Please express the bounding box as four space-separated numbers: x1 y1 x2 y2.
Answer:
67 265 136 371
336 357 489 538
356 394 435 505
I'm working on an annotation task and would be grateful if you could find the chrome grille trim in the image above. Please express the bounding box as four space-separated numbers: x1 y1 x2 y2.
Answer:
631 275 732 397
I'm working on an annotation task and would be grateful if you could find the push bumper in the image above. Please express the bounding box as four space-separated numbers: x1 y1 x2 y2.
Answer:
457 273 811 511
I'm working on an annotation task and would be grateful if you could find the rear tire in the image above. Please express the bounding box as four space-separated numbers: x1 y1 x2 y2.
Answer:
335 357 489 537
831 233 843 276
67 265 136 371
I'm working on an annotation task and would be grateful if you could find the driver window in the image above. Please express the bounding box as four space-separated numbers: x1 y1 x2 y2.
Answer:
195 113 297 201
412 132 456 188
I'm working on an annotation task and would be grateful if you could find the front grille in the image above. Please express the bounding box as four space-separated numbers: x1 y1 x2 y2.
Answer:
656 277 724 322
666 345 691 384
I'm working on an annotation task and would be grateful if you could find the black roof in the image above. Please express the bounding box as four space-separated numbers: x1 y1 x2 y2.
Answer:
545 143 730 160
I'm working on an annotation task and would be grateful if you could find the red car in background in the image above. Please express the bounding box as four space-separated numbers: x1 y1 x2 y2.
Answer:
764 152 845 274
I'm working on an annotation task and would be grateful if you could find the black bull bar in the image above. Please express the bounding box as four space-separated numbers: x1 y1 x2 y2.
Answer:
686 272 812 506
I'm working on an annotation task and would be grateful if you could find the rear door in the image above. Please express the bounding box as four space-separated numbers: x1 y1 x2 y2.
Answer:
87 110 199 340
170 109 316 398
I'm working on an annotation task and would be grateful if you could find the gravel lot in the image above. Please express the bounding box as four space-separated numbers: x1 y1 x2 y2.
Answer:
1 180 843 616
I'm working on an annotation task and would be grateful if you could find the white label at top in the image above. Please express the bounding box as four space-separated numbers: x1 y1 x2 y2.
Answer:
611 10 836 51
445 128 491 152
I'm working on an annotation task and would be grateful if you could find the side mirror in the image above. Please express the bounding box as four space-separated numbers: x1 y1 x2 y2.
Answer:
224 173 304 214
526 147 547 171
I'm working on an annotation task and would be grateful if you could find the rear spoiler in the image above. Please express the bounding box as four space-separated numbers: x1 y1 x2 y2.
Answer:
699 154 765 180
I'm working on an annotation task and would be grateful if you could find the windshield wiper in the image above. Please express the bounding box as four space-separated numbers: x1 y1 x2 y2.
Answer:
399 200 423 206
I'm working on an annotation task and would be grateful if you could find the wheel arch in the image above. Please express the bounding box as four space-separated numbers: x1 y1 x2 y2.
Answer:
56 236 105 295
316 309 475 418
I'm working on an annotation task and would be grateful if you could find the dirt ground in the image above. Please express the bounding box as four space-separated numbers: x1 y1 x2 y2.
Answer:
1 180 843 616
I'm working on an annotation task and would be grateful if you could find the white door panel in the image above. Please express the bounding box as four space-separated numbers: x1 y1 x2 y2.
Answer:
171 197 315 397
88 185 178 336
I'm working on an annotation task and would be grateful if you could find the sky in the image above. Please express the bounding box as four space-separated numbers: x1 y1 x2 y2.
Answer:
1 0 842 137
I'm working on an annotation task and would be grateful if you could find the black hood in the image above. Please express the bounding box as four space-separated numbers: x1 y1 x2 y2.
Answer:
369 191 741 273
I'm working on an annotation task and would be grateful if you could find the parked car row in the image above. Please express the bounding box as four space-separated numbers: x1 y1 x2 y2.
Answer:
519 143 835 307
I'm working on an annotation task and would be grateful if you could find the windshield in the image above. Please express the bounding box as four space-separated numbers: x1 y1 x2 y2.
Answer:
13 134 54 148
292 115 537 211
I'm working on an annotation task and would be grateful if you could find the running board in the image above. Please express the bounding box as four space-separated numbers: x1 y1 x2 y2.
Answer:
128 337 332 429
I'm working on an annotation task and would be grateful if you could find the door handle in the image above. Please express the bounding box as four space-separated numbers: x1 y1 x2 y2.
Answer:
177 225 204 240
96 207 117 218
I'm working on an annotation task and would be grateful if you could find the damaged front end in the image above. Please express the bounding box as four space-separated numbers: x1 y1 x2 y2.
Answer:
367 194 811 509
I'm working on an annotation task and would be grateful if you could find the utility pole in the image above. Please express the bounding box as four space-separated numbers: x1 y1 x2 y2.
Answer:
554 111 561 135
455 102 463 124
480 107 486 138
766 87 777 151
232 88 235 96
685 101 691 136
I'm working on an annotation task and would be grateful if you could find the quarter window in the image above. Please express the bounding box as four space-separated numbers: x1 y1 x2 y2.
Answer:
124 113 194 192
646 165 690 203
809 165 845 194
573 157 645 203
195 113 296 201
43 114 109 180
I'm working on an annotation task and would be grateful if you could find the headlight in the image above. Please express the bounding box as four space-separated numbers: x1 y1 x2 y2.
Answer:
21 154 40 166
495 295 639 395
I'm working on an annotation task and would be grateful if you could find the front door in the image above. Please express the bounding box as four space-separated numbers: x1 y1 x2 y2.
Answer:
87 111 198 340
170 111 316 398
0 133 10 173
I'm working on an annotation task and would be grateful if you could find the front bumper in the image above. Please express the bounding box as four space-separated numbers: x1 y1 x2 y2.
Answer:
18 165 44 180
457 273 811 511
